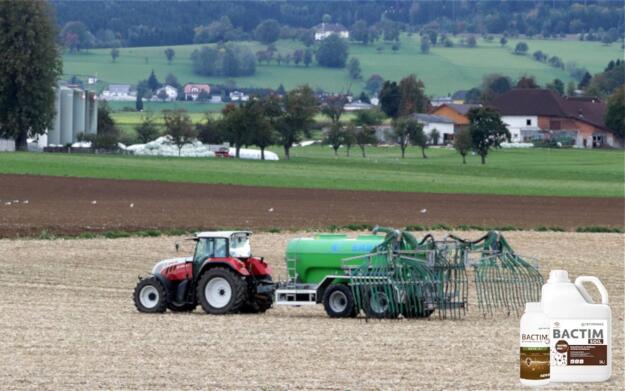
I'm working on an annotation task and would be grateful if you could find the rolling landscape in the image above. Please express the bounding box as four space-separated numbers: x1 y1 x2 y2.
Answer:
1 1 624 390
64 35 621 97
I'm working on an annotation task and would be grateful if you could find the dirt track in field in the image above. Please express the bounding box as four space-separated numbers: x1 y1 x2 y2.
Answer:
0 231 622 390
0 174 623 238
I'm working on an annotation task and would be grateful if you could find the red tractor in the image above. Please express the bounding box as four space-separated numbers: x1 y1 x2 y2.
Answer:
133 231 274 314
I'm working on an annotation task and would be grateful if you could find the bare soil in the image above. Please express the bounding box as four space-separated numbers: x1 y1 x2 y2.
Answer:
0 174 623 238
0 231 622 390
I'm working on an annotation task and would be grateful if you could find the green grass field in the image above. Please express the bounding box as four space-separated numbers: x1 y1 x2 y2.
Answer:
1 147 623 198
63 35 621 97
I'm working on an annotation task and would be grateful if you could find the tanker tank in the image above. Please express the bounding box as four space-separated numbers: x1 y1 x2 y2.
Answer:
285 233 385 284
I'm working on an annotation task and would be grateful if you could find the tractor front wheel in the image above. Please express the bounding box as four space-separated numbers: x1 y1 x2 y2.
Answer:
197 267 247 314
134 277 167 313
323 284 355 318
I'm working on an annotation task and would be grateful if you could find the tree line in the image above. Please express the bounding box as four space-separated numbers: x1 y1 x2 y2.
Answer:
53 1 624 48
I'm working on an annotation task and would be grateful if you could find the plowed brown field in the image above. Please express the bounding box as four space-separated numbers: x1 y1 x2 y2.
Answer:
0 174 623 238
0 231 622 390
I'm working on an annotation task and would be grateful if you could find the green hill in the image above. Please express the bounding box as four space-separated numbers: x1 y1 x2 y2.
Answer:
63 35 620 97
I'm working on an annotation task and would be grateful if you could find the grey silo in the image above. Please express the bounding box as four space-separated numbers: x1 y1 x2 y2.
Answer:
86 91 98 134
48 88 62 145
59 87 74 144
72 89 86 139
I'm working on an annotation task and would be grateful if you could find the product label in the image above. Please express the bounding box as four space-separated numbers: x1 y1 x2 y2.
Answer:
551 319 608 366
520 326 550 380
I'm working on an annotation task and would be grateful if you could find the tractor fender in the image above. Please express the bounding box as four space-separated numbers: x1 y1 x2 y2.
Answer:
198 257 251 278
149 273 175 298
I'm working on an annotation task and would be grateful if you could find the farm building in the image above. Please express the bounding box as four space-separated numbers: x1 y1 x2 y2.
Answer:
492 89 622 148
100 84 134 101
0 138 15 152
412 114 455 144
314 23 349 40
151 85 178 102
430 103 480 132
430 96 454 107
451 90 468 104
184 83 211 100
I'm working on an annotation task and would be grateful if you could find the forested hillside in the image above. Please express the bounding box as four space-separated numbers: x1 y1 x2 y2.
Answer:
52 0 624 48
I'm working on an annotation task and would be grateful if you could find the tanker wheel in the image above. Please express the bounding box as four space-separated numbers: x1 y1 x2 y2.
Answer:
133 277 167 313
323 284 355 318
363 287 397 319
197 267 247 315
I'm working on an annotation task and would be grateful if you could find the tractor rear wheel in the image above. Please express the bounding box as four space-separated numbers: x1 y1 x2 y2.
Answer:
197 267 247 315
323 284 355 318
134 277 167 313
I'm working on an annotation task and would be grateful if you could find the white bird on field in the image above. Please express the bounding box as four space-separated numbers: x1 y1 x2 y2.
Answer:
420 208 427 213
23 200 29 204
130 203 134 208
268 208 274 212
4 202 11 206
91 200 97 205
13 200 19 203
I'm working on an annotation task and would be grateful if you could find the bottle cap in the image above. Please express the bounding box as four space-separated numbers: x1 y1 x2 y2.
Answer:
548 269 570 283
525 302 541 312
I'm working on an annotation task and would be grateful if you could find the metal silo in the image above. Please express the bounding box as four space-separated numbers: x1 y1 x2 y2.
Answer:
48 87 61 145
86 91 98 134
60 87 74 145
72 89 86 139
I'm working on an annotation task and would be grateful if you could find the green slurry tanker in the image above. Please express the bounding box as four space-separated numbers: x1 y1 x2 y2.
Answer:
275 226 544 319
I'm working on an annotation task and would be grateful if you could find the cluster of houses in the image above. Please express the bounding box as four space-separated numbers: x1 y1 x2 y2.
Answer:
98 80 621 149
99 83 249 103
378 88 621 149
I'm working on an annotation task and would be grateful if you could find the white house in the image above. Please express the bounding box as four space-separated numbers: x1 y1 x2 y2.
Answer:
314 23 349 40
152 85 178 102
229 91 249 102
183 83 211 100
100 84 134 101
344 102 374 111
0 137 15 152
500 115 540 143
413 114 456 144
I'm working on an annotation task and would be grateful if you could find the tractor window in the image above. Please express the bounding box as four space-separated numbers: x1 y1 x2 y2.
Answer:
194 238 214 262
230 234 251 258
214 238 228 258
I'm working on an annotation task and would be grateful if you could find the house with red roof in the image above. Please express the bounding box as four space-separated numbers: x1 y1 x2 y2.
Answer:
491 89 622 148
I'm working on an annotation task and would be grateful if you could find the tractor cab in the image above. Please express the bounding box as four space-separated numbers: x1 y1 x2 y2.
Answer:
191 231 252 262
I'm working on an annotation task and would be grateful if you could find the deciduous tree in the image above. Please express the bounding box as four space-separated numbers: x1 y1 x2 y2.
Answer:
135 112 160 143
605 86 625 140
164 48 175 64
278 85 318 159
467 107 510 164
355 125 377 157
0 0 62 150
454 127 472 164
321 95 347 125
316 34 348 68
324 123 344 156
111 47 119 62
164 109 197 156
